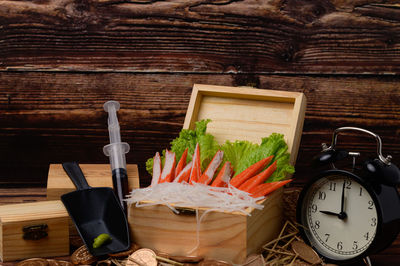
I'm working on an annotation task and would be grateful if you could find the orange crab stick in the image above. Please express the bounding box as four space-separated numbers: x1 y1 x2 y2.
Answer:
159 150 176 183
238 160 277 193
197 150 224 185
175 161 193 183
210 161 233 187
250 179 292 198
150 152 162 186
230 156 274 188
175 148 188 177
189 143 201 184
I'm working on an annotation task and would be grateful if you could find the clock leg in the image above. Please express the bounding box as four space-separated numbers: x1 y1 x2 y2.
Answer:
363 256 372 266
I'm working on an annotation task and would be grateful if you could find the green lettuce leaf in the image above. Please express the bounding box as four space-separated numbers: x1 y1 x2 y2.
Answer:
221 133 294 182
220 140 257 173
146 119 219 174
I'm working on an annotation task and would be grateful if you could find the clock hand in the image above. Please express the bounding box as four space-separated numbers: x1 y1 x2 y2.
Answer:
319 210 340 217
339 181 347 220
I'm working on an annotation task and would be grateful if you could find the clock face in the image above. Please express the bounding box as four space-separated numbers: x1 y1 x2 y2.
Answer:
300 173 378 261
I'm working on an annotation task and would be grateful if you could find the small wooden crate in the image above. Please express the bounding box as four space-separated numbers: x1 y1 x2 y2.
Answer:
128 84 306 264
0 200 69 262
47 164 140 200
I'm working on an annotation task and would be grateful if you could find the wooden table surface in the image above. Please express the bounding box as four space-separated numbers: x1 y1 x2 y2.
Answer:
0 187 398 265
1 0 399 264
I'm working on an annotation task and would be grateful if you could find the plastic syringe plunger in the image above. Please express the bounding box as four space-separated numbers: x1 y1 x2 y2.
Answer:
104 101 122 144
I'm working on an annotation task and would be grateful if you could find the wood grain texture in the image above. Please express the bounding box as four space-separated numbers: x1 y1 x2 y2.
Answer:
183 84 306 166
1 0 400 74
1 73 399 186
47 163 139 200
0 201 69 262
128 189 283 264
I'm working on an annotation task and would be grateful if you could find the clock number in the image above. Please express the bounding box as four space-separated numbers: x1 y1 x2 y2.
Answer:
345 180 352 189
359 187 363 196
352 241 358 250
318 191 326 200
324 233 330 242
364 232 369 240
315 220 320 229
337 241 343 250
329 182 336 191
371 217 377 227
368 200 374 209
311 204 317 213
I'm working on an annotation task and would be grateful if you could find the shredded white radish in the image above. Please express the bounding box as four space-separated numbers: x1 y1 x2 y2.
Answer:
127 182 264 214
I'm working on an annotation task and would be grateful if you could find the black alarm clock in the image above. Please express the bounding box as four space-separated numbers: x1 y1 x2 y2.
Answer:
297 127 400 265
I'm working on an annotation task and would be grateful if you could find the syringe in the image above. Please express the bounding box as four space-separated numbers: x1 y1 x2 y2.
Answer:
103 101 130 212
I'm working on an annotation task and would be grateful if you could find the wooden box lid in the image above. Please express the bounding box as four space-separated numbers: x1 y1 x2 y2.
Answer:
0 200 67 223
184 84 307 165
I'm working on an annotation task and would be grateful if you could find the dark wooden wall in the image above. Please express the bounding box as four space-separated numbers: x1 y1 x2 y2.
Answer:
1 0 400 187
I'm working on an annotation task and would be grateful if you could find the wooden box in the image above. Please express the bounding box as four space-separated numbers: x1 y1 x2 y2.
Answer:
47 164 140 200
128 84 306 264
0 200 69 262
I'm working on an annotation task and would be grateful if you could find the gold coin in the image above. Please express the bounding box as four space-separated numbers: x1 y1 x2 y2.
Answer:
291 260 311 266
16 258 49 266
169 255 204 263
46 260 60 266
126 248 157 266
155 251 170 259
46 260 72 266
291 241 322 265
242 254 264 266
198 259 232 266
96 259 113 266
71 245 98 265
108 243 141 258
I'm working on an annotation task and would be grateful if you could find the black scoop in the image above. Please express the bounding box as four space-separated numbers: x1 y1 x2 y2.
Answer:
61 162 130 256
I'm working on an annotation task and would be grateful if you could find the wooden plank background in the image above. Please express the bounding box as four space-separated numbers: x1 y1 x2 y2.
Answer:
0 0 399 264
0 0 399 189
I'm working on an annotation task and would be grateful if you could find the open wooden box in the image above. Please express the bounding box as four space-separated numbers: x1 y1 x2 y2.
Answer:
128 84 306 264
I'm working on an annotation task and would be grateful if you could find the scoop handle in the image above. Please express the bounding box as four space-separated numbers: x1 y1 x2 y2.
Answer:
62 162 91 190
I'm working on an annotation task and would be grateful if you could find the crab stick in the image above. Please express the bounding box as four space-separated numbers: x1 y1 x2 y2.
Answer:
250 179 292 198
150 152 162 186
175 148 188 177
174 161 193 183
210 161 233 187
197 150 224 185
159 150 176 183
189 143 201 184
238 160 277 192
230 156 273 188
